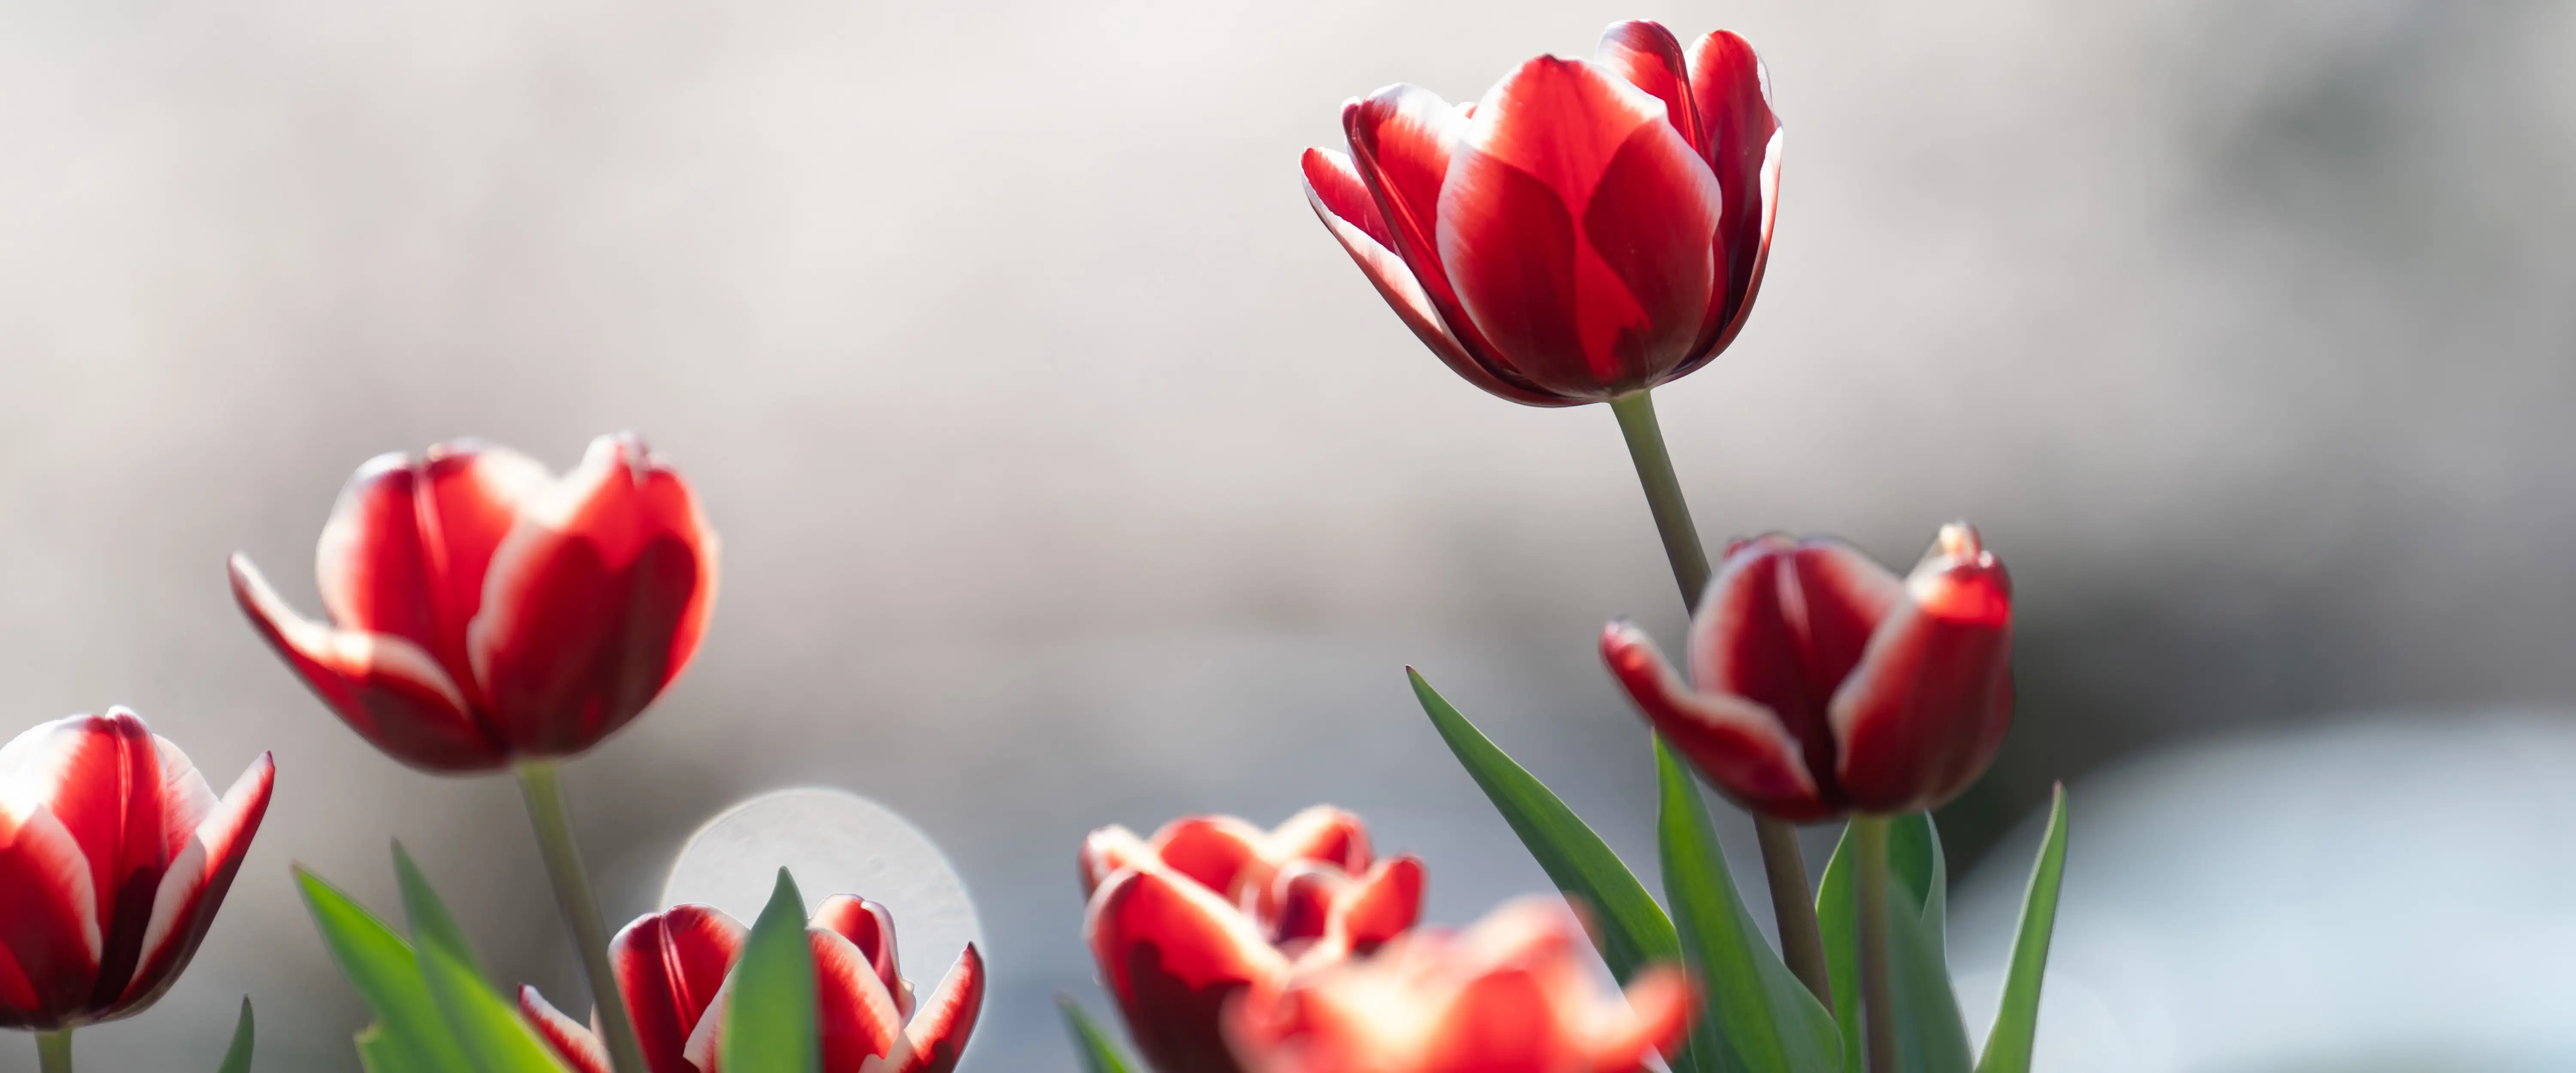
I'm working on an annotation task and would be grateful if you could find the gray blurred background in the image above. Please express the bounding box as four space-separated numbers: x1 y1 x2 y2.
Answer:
3 0 2572 1068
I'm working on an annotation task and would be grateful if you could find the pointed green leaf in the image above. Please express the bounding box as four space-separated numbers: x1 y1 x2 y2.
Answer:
1058 996 1139 1073
1410 670 1679 979
1974 785 2069 1073
1656 741 1843 1073
1413 670 1713 1073
215 997 255 1073
295 868 475 1073
724 868 820 1073
1817 816 1972 1073
392 846 572 1073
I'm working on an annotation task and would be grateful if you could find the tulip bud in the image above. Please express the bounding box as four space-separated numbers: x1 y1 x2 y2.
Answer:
1302 21 1781 406
0 709 274 1030
1604 524 2014 819
1081 808 1425 1073
230 433 719 773
519 896 983 1073
1226 897 1695 1073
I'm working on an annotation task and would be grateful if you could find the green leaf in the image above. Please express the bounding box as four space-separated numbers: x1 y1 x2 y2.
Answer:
1817 816 1973 1073
1656 740 1844 1073
1057 996 1139 1073
723 868 820 1073
295 868 475 1073
1408 670 1680 980
215 997 254 1073
392 846 572 1073
1412 670 1714 1073
1973 785 2069 1073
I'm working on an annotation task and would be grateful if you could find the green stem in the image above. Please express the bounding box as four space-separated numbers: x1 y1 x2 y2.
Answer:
1853 815 1899 1073
517 761 647 1073
35 1028 71 1073
1608 388 1834 1006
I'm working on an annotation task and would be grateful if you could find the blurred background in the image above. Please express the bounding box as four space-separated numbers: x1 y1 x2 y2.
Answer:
3 0 2573 1068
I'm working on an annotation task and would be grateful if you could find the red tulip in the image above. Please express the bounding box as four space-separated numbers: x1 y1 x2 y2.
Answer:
1082 808 1425 1073
1603 524 2013 821
1227 897 1694 1073
0 710 275 1030
1301 20 1781 406
519 896 983 1073
230 433 718 773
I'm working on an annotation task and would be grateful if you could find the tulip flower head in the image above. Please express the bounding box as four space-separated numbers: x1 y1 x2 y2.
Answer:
1227 897 1695 1073
231 433 718 773
519 895 983 1073
0 710 275 1030
1604 524 2014 821
1082 808 1425 1073
1302 20 1782 406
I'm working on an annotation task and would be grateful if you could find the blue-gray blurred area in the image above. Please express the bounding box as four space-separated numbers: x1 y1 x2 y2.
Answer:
1 0 2571 1069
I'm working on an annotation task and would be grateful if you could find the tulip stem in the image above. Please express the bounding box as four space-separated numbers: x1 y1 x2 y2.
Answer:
517 761 649 1073
1607 388 1834 1006
1853 815 1900 1073
35 1029 70 1073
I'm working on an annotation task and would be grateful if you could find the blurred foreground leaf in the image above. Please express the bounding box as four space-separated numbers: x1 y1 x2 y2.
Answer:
1974 785 2070 1073
296 867 474 1073
215 997 254 1073
1059 997 1139 1073
394 846 571 1072
1656 740 1843 1073
1818 816 1972 1073
723 868 820 1073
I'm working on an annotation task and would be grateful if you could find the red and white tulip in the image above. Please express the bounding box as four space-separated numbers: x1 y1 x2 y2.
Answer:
1302 20 1782 406
519 895 981 1073
0 710 274 1030
1604 524 2014 820
230 433 718 773
1082 808 1425 1073
1227 897 1695 1073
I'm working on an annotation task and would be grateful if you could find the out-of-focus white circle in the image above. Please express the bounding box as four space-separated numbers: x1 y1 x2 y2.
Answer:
663 788 983 979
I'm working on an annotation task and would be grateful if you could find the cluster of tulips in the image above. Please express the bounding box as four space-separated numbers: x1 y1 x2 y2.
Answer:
0 18 2070 1073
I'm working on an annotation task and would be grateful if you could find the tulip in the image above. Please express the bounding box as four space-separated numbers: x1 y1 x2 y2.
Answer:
1603 524 2014 821
0 709 275 1060
1301 20 1781 406
1082 808 1424 1073
229 433 718 773
1226 897 1695 1073
519 896 984 1073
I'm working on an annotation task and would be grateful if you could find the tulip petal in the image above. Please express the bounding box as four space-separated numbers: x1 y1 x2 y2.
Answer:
1418 967 1562 1073
1828 528 2014 813
1149 815 1268 901
1262 807 1372 876
231 555 504 772
612 904 747 1073
0 712 168 1006
117 752 272 1015
1679 30 1783 367
1441 57 1722 398
1303 150 1567 408
1602 621 1828 821
1086 867 1288 1073
1078 825 1153 898
470 434 719 757
811 928 906 1073
1589 967 1696 1073
0 807 101 1028
1595 21 1701 152
1345 87 1567 406
519 986 614 1073
316 445 553 694
896 945 983 1073
1334 855 1424 955
812 896 908 1019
